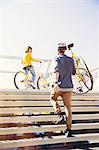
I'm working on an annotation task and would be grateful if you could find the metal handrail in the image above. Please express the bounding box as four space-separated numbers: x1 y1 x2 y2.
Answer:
0 55 52 74
0 55 99 74
0 55 21 60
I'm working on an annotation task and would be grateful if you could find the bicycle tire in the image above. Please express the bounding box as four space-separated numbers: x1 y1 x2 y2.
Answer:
14 71 35 89
37 76 48 90
73 68 93 95
81 58 93 90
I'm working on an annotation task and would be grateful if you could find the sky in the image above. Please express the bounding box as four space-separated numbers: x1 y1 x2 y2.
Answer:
0 0 99 69
0 0 99 89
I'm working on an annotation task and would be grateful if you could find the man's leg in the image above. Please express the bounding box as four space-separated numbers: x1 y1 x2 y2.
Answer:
50 90 64 124
61 91 72 136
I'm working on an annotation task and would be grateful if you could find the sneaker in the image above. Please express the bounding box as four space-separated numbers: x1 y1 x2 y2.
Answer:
32 85 35 89
64 129 72 137
55 115 64 124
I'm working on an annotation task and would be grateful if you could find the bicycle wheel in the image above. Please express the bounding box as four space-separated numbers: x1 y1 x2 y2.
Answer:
73 68 93 94
81 58 93 90
14 71 34 89
37 76 49 90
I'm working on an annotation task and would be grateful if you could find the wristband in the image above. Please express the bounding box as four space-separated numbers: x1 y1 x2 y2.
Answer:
52 82 58 88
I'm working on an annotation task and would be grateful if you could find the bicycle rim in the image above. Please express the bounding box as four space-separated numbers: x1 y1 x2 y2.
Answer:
81 58 93 90
73 68 93 95
37 76 48 90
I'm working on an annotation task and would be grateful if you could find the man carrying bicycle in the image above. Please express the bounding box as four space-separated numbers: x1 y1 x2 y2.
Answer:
50 43 76 137
21 46 41 87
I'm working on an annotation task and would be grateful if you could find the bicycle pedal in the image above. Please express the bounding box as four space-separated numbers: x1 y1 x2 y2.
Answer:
79 89 83 92
20 80 25 83
78 87 83 92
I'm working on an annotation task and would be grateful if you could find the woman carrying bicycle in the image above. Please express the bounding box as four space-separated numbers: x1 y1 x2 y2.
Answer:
21 46 41 86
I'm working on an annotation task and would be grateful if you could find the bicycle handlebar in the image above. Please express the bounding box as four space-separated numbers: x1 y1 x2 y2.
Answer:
68 43 74 50
40 59 51 62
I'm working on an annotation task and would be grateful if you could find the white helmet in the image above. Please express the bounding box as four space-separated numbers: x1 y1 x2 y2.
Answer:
58 43 67 51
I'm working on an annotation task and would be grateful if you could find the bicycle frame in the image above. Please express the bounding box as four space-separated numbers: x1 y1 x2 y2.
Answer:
68 43 93 94
69 47 87 82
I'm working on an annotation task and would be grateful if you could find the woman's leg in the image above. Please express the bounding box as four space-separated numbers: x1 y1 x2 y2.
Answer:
24 68 29 75
29 66 36 83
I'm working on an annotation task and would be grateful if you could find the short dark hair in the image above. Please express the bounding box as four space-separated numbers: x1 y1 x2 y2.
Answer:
25 46 32 53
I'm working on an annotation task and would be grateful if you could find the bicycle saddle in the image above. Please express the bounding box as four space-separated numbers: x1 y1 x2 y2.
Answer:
68 43 74 50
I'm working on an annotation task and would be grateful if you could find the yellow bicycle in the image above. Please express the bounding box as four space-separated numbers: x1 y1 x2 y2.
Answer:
68 43 93 94
37 43 93 94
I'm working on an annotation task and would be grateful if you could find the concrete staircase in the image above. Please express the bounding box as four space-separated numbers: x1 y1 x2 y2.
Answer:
0 89 99 149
